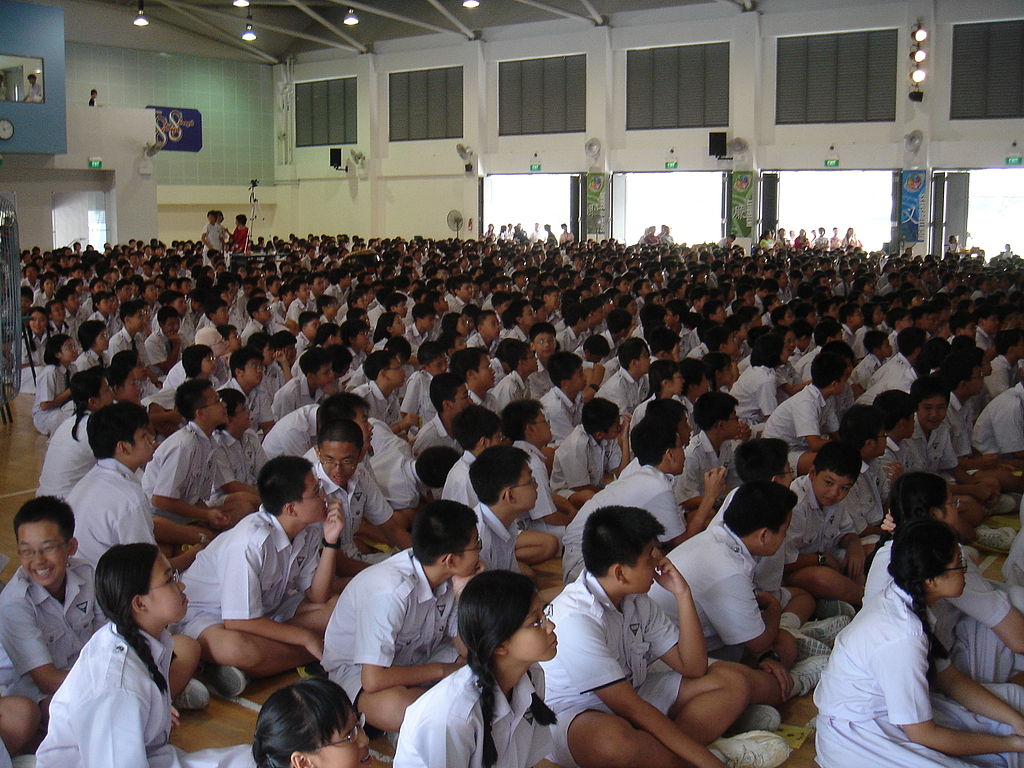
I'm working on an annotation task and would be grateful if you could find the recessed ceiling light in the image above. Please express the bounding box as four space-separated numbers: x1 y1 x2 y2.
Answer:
343 7 358 25
463 0 480 7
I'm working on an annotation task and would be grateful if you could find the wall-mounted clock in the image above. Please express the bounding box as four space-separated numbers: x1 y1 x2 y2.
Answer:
0 119 13 140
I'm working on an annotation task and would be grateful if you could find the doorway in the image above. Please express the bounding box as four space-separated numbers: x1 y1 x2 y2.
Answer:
52 190 109 249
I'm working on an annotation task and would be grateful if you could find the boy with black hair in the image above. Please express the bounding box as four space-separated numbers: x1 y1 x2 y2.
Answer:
412 371 469 455
792 318 842 382
405 302 436 356
464 307 500 353
764 351 848 476
857 326 926 404
107 299 148 362
271 347 333 421
353 349 417 435
468 444 559 572
322 499 482 732
413 445 461 497
986 329 1024 398
782 442 865 607
400 339 446 426
144 305 182 381
490 338 536 412
541 350 586 444
551 397 631 506
179 455 344 697
500 299 535 342
835 404 888 544
224 346 274 433
527 320 558 399
240 297 273 345
542 504 792 768
596 336 651 415
558 302 589 354
441 404 503 508
450 347 497 411
294 311 320 357
680 391 747 510
849 329 891 394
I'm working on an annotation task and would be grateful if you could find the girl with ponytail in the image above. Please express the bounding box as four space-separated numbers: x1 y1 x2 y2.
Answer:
394 570 557 768
815 520 1024 767
866 472 1024 685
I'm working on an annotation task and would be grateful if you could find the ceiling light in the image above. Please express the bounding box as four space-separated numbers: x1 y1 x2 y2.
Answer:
241 11 257 40
233 0 250 7
343 7 358 25
133 0 149 26
913 27 928 42
463 0 480 7
911 68 926 83
913 49 927 63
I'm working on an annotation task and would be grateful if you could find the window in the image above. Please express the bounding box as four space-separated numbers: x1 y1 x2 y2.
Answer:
389 66 463 141
499 55 586 135
626 43 729 130
775 30 897 124
294 77 357 147
951 20 1024 120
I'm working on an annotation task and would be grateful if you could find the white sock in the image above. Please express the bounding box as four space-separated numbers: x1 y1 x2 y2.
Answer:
780 612 801 632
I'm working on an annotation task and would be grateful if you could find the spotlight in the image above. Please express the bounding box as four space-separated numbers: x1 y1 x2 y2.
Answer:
463 0 480 6
343 7 358 25
913 26 928 42
241 11 256 40
911 68 926 83
912 49 926 63
233 0 250 7
133 0 149 26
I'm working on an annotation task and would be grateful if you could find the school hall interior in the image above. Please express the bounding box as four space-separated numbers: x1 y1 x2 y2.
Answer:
1 0 1024 766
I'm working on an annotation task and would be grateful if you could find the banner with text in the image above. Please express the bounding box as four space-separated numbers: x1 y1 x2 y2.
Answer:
730 172 755 237
899 170 927 243
586 173 608 239
146 106 203 152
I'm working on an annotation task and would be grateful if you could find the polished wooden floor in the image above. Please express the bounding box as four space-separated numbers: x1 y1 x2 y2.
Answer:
0 393 1008 767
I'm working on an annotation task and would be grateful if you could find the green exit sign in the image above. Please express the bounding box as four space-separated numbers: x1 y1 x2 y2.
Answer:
665 160 678 169
1007 156 1022 166
529 163 541 171
824 158 839 168
88 159 102 169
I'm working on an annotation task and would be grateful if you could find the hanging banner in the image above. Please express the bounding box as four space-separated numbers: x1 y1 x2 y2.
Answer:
900 170 927 243
730 171 755 237
586 172 608 239
146 106 203 152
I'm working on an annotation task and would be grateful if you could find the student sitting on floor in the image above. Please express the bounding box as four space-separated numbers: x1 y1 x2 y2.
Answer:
400 339 446 427
222 346 274 435
679 391 747 511
272 347 333 421
550 397 631 507
441 404 503 509
413 371 469 456
541 505 791 768
177 455 344 698
540 351 586 446
322 499 481 733
32 333 75 436
834 404 888 548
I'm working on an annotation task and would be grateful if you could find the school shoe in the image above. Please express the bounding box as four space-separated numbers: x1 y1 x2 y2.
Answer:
814 598 856 619
789 654 829 698
976 525 1016 552
799 614 851 647
729 704 781 734
297 661 327 680
205 664 249 698
710 731 792 768
173 678 210 710
786 629 831 661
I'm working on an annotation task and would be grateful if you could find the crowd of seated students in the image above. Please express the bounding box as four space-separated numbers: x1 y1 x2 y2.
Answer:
2 231 1024 767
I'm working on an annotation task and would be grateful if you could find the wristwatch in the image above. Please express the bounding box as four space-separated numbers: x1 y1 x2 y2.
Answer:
322 538 341 550
817 552 827 566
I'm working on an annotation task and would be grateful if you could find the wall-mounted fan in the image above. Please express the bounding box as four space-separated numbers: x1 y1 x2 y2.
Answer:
447 209 464 238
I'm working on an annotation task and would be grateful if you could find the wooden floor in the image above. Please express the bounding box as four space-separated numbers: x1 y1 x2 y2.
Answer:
0 392 1007 767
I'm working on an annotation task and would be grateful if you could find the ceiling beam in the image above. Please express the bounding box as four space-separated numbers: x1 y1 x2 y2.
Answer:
423 0 475 40
180 1 361 51
322 0 460 37
577 0 603 25
283 0 368 51
510 0 595 25
149 0 279 63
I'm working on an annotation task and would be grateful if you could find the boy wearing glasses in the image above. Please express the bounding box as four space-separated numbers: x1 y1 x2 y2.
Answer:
177 456 344 698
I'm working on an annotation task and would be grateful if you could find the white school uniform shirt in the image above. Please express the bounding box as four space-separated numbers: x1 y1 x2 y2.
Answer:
262 404 319 460
180 507 322 625
550 424 621 493
972 382 1024 456
161 360 188 393
0 559 106 700
67 459 156 567
37 413 97 500
271 375 321 421
513 440 557 523
539 571 678 717
976 327 995 352
840 461 884 534
36 623 178 768
857 353 918 405
528 365 554 400
107 327 143 359
943 392 973 458
540 386 582 445
787 474 857 560
468 387 500 412
561 464 684 583
557 325 584 354
33 364 70 435
649 524 763 657
400 369 435 422
792 346 820 382
678 430 731 504
71 348 103 374
763 383 829 452
368 418 423 510
352 380 400 426
441 451 480 508
143 330 175 378
313 458 392 558
142 421 217 524
902 417 958 475
211 429 267 491
223 378 273 427
729 365 778 425
491 370 529 413
412 414 461 455
850 353 882 393
595 367 648 416
262 360 286 399
321 550 458 699
404 324 431 356
474 502 519 573
985 355 1016 399
395 664 552 768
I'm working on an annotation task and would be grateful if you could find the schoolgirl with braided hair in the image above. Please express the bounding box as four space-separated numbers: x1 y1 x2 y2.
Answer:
394 569 557 768
814 520 1024 767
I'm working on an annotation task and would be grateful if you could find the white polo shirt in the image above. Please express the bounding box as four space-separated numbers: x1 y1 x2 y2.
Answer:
787 474 858 559
513 440 557 523
67 459 156 567
984 355 1015 399
321 550 458 699
763 383 829 452
0 559 106 699
37 413 97 499
395 664 551 768
540 571 678 717
211 428 267 490
142 421 217 524
540 386 582 445
839 460 884 534
400 370 435 422
32 364 70 436
550 424 620 493
528 365 554 400
944 392 972 458
312 457 392 557
903 417 958 474
353 380 400 427
678 430 730 504
412 414 461 456
262 403 319 459
857 353 918 405
474 502 518 573
490 370 528 414
368 418 423 510
850 353 882 393
730 365 778 425
596 367 648 416
272 375 321 421
972 382 1024 456
223 377 273 427
441 451 479 508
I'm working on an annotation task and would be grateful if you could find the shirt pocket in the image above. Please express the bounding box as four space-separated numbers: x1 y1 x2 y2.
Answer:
626 637 650 687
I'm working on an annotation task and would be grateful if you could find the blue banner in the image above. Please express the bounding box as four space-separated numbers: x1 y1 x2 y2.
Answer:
900 170 926 243
146 106 203 152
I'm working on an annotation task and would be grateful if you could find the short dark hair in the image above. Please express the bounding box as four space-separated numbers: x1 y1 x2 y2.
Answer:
411 499 477 565
810 351 846 389
501 399 543 442
450 348 488 383
452 404 502 451
363 350 397 382
582 397 619 436
811 441 862 481
175 378 213 421
838 404 885 450
429 371 464 413
299 347 332 376
724 481 797 537
316 418 364 451
862 329 888 354
617 337 649 368
896 326 927 357
416 340 445 367
910 374 950 407
230 346 263 377
582 506 665 577
318 392 369 426
874 389 916 430
734 438 790 482
414 445 461 488
78 319 107 351
470 445 530 505
693 391 738 432
547 351 582 388
87 402 150 459
182 344 212 377
631 415 677 467
119 299 147 322
14 496 75 540
258 456 314 516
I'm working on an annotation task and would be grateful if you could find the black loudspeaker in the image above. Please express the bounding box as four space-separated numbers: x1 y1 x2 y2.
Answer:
709 131 727 158
329 147 342 168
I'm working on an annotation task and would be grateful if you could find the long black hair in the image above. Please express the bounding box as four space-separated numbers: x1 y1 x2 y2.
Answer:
888 519 958 680
252 679 357 768
95 543 168 693
458 570 556 768
69 367 107 441
867 471 948 575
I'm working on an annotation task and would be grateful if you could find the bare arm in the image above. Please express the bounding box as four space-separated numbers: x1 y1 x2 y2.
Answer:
360 660 463 693
152 495 231 529
28 664 68 695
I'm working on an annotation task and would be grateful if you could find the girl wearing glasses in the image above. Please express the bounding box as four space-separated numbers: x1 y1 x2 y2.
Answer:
815 519 1024 767
394 570 557 768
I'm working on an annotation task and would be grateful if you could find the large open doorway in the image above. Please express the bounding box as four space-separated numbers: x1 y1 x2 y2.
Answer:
612 171 724 246
52 190 109 249
483 174 577 241
966 169 1024 257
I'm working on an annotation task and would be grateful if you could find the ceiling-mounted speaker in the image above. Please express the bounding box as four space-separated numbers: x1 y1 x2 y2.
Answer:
709 131 728 158
329 147 343 168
